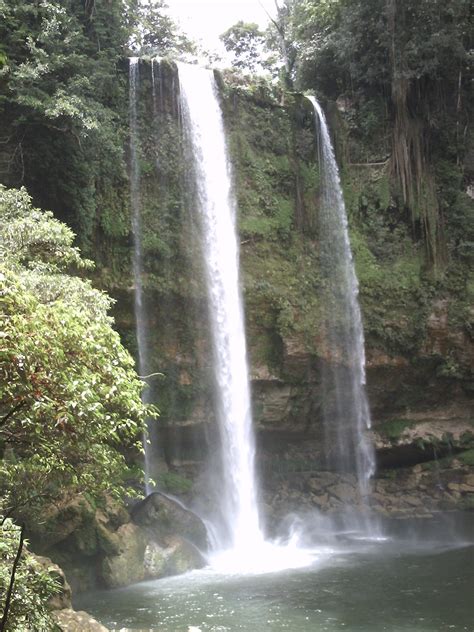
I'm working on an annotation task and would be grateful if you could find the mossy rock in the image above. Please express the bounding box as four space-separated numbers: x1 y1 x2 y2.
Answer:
95 521 121 557
458 449 474 467
131 492 208 550
101 523 147 588
157 471 193 494
53 609 109 632
376 418 417 441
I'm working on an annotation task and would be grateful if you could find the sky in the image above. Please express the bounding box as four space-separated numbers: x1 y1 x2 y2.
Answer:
165 0 277 53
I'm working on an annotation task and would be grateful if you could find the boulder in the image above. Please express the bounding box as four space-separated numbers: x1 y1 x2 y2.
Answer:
145 536 206 578
31 554 72 611
31 495 96 551
101 523 147 588
100 519 207 589
53 609 108 632
131 492 208 550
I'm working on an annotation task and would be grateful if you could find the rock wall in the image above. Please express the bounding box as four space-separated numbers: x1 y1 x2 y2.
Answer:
97 60 473 515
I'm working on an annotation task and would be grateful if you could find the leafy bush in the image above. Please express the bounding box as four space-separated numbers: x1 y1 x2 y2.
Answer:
0 185 153 521
0 518 59 631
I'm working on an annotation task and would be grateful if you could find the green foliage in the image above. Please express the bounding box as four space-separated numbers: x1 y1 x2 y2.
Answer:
0 0 132 248
221 21 266 74
0 186 152 521
0 184 86 272
290 0 472 269
377 418 416 441
0 0 193 254
157 472 193 495
129 0 196 57
340 166 430 353
458 449 474 467
292 0 470 98
0 519 59 631
224 86 296 241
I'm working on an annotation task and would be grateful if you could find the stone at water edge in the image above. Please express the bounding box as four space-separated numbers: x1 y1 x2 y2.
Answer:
131 491 208 549
53 608 109 632
101 521 206 589
144 536 206 578
30 553 72 611
101 522 147 588
30 553 108 632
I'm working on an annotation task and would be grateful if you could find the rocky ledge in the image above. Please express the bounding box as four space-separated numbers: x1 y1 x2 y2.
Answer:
29 492 208 594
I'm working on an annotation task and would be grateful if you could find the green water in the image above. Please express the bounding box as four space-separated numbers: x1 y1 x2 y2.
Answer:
77 518 474 632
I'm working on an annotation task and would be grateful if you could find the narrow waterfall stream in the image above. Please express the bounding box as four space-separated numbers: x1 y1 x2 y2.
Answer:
307 97 376 504
177 63 264 558
129 58 154 494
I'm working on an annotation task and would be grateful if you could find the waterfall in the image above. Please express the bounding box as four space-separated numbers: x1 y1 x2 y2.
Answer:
177 63 264 554
129 58 154 494
307 97 376 500
129 60 376 569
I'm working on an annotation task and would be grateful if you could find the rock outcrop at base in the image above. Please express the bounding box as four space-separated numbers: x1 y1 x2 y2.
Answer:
53 609 109 632
262 406 474 523
131 491 208 549
29 491 208 594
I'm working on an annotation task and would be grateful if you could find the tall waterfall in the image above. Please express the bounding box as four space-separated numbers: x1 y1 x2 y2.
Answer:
308 97 375 499
177 64 264 555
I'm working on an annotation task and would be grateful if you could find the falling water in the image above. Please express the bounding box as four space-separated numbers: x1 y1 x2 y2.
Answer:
129 58 153 494
307 97 375 500
177 63 263 556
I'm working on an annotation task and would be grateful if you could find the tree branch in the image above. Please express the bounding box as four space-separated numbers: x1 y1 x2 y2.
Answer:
0 523 25 632
0 401 25 427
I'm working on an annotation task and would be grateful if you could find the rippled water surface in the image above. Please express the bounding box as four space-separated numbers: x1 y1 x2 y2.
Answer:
77 516 474 632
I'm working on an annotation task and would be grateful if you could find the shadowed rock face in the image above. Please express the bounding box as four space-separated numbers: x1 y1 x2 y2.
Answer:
131 492 209 551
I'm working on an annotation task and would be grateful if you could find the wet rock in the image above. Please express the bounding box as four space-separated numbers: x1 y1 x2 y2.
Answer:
131 492 208 549
163 536 206 575
310 493 329 509
256 382 292 426
143 537 205 578
101 523 147 588
403 496 424 507
53 609 108 631
31 554 72 610
282 336 312 377
143 541 168 577
328 483 356 503
307 478 323 493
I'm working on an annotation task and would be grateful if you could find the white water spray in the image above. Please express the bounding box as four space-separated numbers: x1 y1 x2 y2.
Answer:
307 97 375 498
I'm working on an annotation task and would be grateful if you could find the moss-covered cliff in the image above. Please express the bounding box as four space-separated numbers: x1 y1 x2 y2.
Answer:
2 54 472 513
78 60 472 514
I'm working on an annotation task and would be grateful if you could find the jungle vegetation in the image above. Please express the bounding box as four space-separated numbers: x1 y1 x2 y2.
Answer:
0 1 471 628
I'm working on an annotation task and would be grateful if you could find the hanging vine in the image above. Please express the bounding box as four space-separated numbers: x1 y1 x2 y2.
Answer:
386 0 446 271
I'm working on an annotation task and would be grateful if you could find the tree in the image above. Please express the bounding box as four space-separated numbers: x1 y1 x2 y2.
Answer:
129 0 196 57
221 21 266 74
288 0 472 268
0 185 152 521
265 0 299 88
0 0 135 248
0 519 59 631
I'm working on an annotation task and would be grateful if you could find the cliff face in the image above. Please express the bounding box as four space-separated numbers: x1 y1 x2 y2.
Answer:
96 60 473 513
